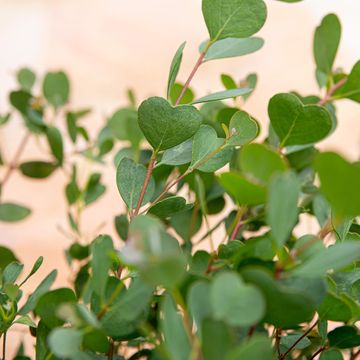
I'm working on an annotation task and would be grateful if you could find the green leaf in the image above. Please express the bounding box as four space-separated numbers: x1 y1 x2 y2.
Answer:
48 328 83 358
328 326 360 349
148 196 188 219
160 294 191 360
14 314 36 328
108 108 143 148
242 73 258 101
219 172 266 205
101 278 153 339
319 349 343 360
202 0 267 41
114 215 129 241
122 216 186 287
19 270 57 314
90 235 114 300
190 125 233 173
333 61 360 103
226 336 275 360
17 68 36 92
46 126 64 165
0 246 18 270
0 203 31 222
268 93 332 147
267 171 300 248
280 333 311 350
84 173 106 206
318 292 352 322
138 97 202 151
201 37 264 61
3 262 23 283
210 272 265 327
292 242 360 278
202 319 233 360
241 268 316 327
192 88 252 104
19 161 57 179
170 83 195 105
188 281 212 339
314 14 341 75
225 111 260 147
9 90 32 114
240 143 287 183
116 157 155 209
167 42 186 99
35 288 76 328
158 139 193 166
314 152 360 218
43 71 70 109
221 74 237 90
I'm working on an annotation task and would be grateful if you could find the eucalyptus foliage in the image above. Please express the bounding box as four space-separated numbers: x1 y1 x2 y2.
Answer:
1 1 360 360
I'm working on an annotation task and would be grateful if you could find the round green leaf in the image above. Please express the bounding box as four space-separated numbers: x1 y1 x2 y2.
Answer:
202 0 267 41
225 111 260 147
43 71 70 109
138 96 201 151
219 172 266 205
240 143 287 183
210 271 265 327
116 157 155 209
314 152 360 218
36 288 76 328
48 328 83 358
268 93 332 147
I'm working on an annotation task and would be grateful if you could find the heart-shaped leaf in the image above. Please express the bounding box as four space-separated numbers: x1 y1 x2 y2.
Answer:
190 125 233 173
314 152 360 218
116 157 155 209
268 93 332 147
210 272 265 327
202 0 267 41
138 97 201 151
200 37 264 62
225 111 260 147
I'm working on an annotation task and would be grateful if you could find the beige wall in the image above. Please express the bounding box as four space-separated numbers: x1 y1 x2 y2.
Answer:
0 0 360 356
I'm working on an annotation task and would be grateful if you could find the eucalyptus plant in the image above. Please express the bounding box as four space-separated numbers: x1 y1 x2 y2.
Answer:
1 1 360 360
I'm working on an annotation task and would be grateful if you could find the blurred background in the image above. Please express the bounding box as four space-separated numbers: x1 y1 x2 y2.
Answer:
0 0 359 354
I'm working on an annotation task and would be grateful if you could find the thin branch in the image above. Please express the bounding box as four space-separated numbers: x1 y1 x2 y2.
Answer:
279 321 318 360
131 152 157 219
1 133 30 187
318 77 347 106
309 347 326 360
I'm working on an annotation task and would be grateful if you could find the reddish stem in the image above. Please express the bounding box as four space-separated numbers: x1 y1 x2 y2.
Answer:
309 347 326 360
318 77 347 106
132 153 156 218
175 50 207 106
279 321 318 360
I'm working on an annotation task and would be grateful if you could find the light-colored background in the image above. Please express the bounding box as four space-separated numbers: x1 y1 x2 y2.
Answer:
0 0 360 356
